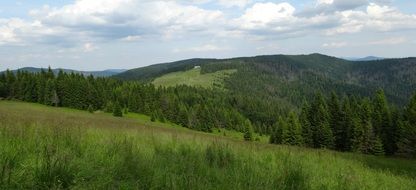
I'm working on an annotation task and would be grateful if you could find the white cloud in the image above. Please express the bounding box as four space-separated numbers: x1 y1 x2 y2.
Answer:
322 42 348 48
0 0 415 50
173 44 229 53
218 0 251 8
317 0 334 5
369 37 406 45
121 35 141 42
326 3 416 35
83 43 98 52
238 2 296 29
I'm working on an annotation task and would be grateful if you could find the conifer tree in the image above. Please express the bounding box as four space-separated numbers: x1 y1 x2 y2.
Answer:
113 102 123 117
282 112 303 146
309 93 334 149
299 102 313 147
150 112 157 122
243 119 254 141
372 89 395 154
372 136 385 156
359 99 376 154
88 105 94 113
270 116 285 144
397 94 416 157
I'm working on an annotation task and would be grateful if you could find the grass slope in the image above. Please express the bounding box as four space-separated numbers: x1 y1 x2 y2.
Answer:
152 67 236 88
1 101 416 189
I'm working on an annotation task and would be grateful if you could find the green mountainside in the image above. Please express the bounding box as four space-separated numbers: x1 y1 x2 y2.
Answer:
115 54 416 106
152 67 236 89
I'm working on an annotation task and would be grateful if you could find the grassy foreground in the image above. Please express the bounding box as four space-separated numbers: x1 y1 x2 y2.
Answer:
152 67 236 88
0 101 415 189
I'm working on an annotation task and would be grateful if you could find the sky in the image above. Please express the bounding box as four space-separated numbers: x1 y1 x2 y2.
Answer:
0 0 415 71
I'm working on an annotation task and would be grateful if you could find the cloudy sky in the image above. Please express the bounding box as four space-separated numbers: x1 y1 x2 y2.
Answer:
1 0 415 71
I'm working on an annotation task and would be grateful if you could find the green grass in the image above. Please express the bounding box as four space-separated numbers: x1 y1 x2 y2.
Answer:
1 101 416 189
152 67 236 88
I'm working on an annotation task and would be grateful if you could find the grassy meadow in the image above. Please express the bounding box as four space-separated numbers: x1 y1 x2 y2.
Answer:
1 101 416 189
152 67 236 88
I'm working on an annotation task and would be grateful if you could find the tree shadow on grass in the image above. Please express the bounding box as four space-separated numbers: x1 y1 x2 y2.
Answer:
343 153 416 179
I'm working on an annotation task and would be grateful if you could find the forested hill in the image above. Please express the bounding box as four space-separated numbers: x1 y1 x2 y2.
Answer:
115 54 416 106
4 67 126 77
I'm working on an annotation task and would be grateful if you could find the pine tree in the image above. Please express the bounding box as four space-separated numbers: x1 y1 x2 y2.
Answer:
397 94 416 157
309 93 334 149
88 105 94 113
351 117 364 153
113 102 123 117
372 89 394 154
372 136 385 156
282 112 303 146
105 101 114 113
270 116 285 144
243 119 254 141
299 102 313 147
150 112 157 122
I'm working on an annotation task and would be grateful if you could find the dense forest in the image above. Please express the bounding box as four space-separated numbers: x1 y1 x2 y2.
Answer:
0 66 415 158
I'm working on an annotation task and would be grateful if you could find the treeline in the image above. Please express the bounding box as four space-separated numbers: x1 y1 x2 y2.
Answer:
0 69 251 133
0 69 415 158
270 91 416 158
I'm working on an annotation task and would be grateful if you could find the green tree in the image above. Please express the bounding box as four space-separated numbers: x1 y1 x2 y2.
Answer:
270 116 285 144
299 102 313 147
397 94 416 157
150 112 157 122
372 89 395 154
243 119 254 141
372 136 385 156
282 112 303 146
113 102 123 117
88 105 94 113
309 93 334 149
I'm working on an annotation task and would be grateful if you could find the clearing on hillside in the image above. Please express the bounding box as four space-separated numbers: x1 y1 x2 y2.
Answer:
152 67 236 88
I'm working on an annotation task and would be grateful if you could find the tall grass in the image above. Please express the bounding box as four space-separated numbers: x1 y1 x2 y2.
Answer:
0 101 415 189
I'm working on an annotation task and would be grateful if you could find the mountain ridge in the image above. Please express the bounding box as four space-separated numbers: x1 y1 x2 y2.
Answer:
3 67 127 77
115 53 416 106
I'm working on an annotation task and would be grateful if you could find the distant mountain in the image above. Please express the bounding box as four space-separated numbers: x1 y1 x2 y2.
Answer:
343 56 384 61
4 67 126 77
115 54 416 106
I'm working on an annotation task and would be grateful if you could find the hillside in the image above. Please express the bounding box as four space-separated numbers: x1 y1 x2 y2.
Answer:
4 67 126 77
115 54 416 106
1 101 415 189
152 67 236 89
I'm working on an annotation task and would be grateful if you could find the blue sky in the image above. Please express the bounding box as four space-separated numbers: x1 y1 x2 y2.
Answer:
1 0 415 71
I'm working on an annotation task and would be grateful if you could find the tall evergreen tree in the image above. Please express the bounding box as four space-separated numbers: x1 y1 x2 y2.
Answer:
243 119 254 141
372 89 394 154
282 112 303 146
299 102 313 147
309 93 334 149
397 94 416 157
113 102 123 117
270 116 286 144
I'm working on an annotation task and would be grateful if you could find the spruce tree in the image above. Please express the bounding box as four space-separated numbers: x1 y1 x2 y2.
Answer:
243 119 254 141
88 105 94 113
299 102 313 147
397 94 416 157
113 102 123 117
150 112 157 122
310 93 334 149
372 89 394 154
270 116 285 144
283 112 303 146
372 136 385 156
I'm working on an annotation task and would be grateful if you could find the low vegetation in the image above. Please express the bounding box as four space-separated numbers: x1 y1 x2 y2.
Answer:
152 67 236 89
1 101 416 189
